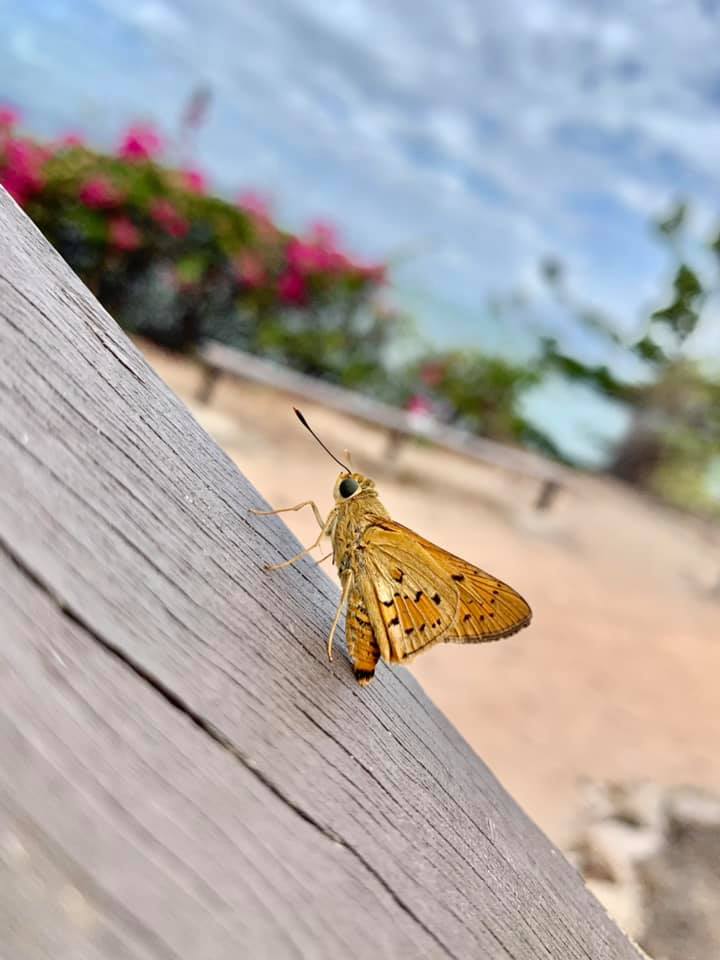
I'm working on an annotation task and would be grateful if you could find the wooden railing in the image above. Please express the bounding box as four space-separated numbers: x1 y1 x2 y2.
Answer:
0 187 642 958
196 341 568 511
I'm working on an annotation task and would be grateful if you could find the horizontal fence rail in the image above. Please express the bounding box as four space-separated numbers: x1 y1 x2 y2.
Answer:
196 341 569 510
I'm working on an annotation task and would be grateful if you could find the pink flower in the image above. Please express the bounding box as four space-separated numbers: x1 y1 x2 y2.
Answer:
307 219 338 248
32 144 53 164
406 394 434 416
57 132 85 148
359 262 387 285
0 139 45 204
234 252 266 288
0 171 30 205
325 249 349 272
236 189 272 219
118 123 163 161
5 139 41 173
108 217 141 251
286 238 349 275
420 360 446 387
0 106 20 129
286 238 324 274
181 169 206 194
79 175 123 209
278 269 307 305
149 198 189 238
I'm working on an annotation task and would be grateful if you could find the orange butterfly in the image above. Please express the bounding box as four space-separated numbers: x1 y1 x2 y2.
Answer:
253 410 532 685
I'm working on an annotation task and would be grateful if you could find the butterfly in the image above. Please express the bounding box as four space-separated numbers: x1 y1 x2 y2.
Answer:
252 409 532 685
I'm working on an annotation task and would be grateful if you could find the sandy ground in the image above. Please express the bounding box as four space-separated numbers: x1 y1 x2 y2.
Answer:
138 339 720 843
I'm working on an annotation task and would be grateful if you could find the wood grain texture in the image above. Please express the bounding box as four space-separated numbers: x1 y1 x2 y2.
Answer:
0 187 640 959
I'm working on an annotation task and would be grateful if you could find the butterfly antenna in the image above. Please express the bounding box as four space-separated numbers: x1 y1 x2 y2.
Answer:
293 408 351 472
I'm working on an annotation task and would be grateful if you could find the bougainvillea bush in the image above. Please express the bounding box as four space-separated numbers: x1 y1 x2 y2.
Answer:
0 108 396 389
0 105 565 457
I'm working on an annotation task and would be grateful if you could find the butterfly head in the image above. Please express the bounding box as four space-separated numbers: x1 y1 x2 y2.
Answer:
333 471 377 503
292 407 380 506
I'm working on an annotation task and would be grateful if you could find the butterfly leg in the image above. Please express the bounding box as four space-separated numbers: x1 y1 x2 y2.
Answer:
261 510 336 572
250 500 325 530
263 527 326 571
326 572 353 662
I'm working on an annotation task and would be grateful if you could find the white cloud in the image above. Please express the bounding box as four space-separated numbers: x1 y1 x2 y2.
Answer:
130 1 188 35
2 0 720 363
426 109 473 154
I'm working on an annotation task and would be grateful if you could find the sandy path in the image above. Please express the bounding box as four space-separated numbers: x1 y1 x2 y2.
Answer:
140 339 720 842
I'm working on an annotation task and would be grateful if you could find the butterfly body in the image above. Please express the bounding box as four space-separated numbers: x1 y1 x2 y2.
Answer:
256 463 532 686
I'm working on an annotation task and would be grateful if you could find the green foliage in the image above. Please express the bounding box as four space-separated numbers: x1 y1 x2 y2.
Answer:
649 264 704 342
538 198 720 510
250 302 407 394
539 338 630 400
637 361 720 514
633 336 667 364
400 350 549 448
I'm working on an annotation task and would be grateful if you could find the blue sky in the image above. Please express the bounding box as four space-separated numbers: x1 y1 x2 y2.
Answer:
2 0 720 460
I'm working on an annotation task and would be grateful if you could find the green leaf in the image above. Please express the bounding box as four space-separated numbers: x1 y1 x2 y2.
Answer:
650 264 703 341
655 201 687 238
675 263 702 299
632 336 666 364
176 254 208 284
539 256 563 287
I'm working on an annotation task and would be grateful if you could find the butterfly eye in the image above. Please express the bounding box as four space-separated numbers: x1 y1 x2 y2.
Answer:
339 477 360 498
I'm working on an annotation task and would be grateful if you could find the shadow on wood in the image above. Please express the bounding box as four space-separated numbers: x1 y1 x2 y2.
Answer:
0 188 642 959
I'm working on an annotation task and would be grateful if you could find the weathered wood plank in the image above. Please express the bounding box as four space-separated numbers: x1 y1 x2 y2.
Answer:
0 187 640 959
0 551 436 959
197 341 567 487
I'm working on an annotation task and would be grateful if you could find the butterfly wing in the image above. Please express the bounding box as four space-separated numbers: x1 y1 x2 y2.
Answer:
359 516 531 664
359 536 458 664
434 552 532 644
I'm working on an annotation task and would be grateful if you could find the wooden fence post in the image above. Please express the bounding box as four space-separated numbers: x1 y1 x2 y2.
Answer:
0 188 643 959
534 478 562 512
195 360 221 404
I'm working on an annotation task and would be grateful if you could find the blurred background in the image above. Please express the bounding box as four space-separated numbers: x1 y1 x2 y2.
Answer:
2 2 719 954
